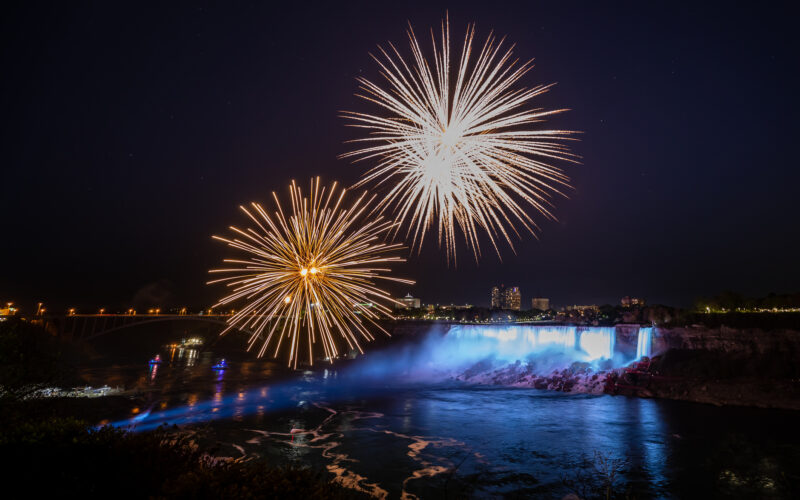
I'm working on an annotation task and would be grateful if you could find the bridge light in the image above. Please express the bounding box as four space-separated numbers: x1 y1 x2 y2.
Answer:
68 308 75 316
99 308 105 315
300 268 308 276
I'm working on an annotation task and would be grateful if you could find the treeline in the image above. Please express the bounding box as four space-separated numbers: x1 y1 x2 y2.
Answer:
695 291 800 311
395 304 800 330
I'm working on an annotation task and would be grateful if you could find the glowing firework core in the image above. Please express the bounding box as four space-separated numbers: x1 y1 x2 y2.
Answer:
209 178 412 368
342 16 578 262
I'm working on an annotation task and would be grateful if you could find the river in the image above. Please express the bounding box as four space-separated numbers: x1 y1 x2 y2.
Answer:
83 330 799 499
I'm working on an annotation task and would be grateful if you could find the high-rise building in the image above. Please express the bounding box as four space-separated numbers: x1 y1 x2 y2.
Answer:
531 297 550 311
504 287 521 310
491 286 503 308
395 293 421 309
491 285 521 310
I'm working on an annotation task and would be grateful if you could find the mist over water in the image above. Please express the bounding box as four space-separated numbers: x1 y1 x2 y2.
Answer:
112 324 662 432
98 323 797 498
341 324 631 384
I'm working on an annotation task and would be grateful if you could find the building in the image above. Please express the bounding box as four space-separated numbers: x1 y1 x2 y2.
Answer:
491 286 504 309
491 285 521 310
564 304 600 318
621 296 646 307
439 303 474 311
504 287 521 311
565 304 599 313
395 293 421 309
531 297 550 311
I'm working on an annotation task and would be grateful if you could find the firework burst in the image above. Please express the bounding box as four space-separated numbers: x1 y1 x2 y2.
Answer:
341 16 579 263
209 178 413 368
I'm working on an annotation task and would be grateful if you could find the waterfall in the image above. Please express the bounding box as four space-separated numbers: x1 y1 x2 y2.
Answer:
577 327 616 360
446 324 615 362
636 327 653 359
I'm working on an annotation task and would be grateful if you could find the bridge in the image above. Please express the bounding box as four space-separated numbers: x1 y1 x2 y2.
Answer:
35 313 251 341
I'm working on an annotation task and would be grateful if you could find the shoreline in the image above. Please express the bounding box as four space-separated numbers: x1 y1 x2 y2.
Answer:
454 360 800 411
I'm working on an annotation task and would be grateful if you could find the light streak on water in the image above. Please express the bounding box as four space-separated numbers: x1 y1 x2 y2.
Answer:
110 325 649 432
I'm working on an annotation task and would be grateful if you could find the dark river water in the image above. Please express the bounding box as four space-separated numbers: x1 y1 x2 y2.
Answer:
83 333 800 499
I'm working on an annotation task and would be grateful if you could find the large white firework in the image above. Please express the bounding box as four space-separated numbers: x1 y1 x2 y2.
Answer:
341 17 578 262
209 178 413 368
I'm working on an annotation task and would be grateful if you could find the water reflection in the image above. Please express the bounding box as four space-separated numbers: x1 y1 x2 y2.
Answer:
92 335 798 499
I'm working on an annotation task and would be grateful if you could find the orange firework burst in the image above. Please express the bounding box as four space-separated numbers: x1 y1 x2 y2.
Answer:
209 177 413 368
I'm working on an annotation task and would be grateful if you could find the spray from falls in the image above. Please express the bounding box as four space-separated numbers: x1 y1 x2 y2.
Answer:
109 324 660 431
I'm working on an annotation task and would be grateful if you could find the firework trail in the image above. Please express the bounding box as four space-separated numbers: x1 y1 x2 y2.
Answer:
209 178 413 368
342 16 579 263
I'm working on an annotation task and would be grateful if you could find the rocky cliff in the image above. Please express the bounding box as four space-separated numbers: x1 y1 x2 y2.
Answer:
449 325 800 410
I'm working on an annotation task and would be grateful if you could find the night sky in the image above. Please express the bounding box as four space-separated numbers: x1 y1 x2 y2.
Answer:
2 2 798 311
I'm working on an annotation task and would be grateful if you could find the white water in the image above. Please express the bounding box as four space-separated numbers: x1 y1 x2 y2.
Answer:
446 325 617 363
636 327 653 359
346 324 644 383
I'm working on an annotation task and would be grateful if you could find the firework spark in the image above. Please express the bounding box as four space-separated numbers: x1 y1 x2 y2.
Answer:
209 178 413 368
341 16 579 262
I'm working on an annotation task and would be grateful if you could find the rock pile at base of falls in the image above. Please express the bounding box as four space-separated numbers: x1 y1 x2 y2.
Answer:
454 359 611 395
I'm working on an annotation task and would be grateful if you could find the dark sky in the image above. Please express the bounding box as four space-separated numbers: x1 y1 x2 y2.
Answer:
2 1 799 312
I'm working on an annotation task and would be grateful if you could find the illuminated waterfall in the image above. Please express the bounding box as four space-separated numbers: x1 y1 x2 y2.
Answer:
446 325 616 362
636 327 653 359
578 327 616 360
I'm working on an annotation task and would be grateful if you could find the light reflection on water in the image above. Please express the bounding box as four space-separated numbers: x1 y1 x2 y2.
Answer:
86 342 798 499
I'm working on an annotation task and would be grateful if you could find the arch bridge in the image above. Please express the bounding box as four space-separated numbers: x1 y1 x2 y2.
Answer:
37 314 254 341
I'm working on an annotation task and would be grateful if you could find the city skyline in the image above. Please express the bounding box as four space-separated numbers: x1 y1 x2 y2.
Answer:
3 4 799 498
2 2 799 310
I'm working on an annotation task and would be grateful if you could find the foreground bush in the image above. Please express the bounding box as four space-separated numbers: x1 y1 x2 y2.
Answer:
0 415 364 499
0 318 85 400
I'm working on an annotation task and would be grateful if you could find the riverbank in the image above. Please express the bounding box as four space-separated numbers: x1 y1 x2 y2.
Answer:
0 396 370 499
0 317 369 498
453 349 800 410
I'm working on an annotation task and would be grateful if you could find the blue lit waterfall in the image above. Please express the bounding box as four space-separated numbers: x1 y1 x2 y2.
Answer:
445 325 616 363
345 324 652 382
636 327 653 359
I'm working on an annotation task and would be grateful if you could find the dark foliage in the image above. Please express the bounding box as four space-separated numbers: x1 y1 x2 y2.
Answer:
562 451 635 499
678 312 800 330
0 415 366 499
0 318 86 400
653 348 800 380
695 291 800 311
